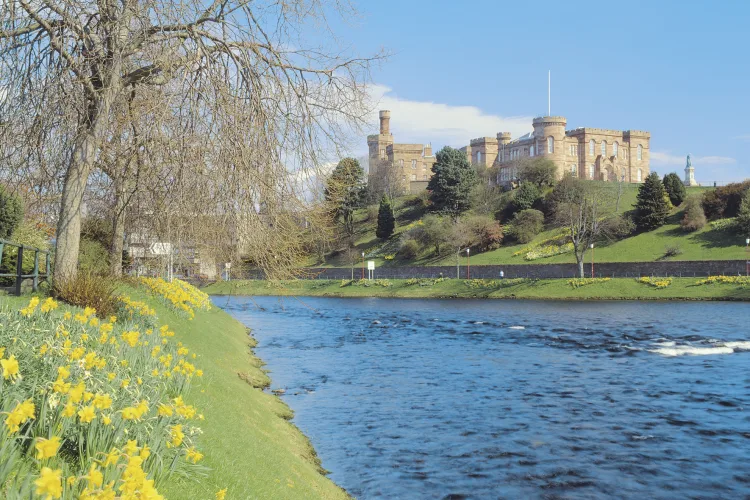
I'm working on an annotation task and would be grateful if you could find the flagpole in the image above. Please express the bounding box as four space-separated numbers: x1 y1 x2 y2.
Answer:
548 70 551 116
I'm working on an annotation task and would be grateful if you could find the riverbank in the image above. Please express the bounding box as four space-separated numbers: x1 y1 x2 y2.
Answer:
204 277 750 301
0 288 348 499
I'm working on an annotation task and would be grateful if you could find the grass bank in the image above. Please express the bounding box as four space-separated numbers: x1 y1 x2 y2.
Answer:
0 287 348 500
205 277 750 301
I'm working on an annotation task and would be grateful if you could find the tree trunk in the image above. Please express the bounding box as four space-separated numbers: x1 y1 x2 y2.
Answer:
577 258 585 278
54 91 116 284
109 177 129 277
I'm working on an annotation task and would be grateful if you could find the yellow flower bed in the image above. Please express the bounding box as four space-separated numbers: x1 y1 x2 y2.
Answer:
119 295 156 319
637 276 673 289
0 294 219 499
139 278 211 320
695 275 750 286
567 277 611 289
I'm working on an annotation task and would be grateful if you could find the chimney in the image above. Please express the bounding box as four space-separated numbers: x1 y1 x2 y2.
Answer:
379 110 391 135
424 143 432 157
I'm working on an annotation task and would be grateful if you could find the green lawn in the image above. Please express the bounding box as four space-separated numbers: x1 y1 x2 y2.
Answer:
0 289 348 500
204 277 750 301
310 184 734 269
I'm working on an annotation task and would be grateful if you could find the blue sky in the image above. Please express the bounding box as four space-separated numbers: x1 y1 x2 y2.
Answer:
332 0 749 183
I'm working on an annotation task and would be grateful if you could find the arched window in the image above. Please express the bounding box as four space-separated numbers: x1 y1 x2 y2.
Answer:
637 169 642 182
589 164 595 179
613 142 619 157
589 139 595 156
547 136 554 153
601 140 607 156
637 144 642 160
476 151 482 164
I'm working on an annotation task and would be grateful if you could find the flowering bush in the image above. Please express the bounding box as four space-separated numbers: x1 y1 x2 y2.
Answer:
139 278 211 320
695 275 750 286
0 293 216 498
383 254 395 261
567 278 611 289
637 276 673 289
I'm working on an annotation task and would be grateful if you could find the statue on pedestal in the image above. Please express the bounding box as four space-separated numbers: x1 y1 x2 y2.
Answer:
683 153 698 186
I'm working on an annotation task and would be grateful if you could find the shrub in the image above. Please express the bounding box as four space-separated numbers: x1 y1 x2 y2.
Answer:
397 238 420 260
407 214 453 256
52 273 119 318
365 204 379 222
680 195 707 232
512 182 541 213
509 209 544 243
79 239 110 276
517 157 557 189
0 184 24 239
376 195 395 239
701 180 750 219
464 215 503 251
662 244 683 258
662 172 686 206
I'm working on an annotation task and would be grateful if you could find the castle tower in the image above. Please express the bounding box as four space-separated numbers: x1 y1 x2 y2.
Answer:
683 153 698 186
367 110 394 182
532 116 567 177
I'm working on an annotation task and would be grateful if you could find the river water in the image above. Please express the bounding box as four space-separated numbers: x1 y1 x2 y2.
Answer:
216 296 750 499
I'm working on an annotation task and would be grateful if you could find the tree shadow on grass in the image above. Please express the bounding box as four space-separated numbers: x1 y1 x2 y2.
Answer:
691 228 739 249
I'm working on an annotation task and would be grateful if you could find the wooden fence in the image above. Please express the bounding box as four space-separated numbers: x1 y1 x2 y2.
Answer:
0 239 52 295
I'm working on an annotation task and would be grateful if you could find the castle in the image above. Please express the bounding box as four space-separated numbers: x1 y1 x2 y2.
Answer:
367 110 651 192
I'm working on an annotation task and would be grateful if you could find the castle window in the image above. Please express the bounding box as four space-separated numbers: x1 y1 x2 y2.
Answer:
589 139 595 156
380 149 385 159
547 136 554 154
570 164 577 176
398 159 404 167
613 142 619 157
530 145 535 156
423 174 428 180
637 169 642 182
589 164 595 179
411 174 416 181
569 144 574 156
411 159 417 169
476 151 482 164
637 144 642 160
601 140 607 156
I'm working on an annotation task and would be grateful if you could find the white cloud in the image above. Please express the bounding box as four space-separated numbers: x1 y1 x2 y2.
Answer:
363 84 534 152
650 151 736 166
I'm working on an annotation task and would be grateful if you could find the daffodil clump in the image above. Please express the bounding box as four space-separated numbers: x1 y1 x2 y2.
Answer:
0 294 215 499
119 295 157 319
695 275 750 286
139 279 211 320
567 277 611 289
637 276 673 289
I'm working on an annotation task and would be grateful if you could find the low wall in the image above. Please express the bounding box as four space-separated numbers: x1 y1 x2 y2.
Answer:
242 260 747 280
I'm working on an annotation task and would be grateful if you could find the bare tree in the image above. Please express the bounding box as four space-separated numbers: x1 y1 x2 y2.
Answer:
1 0 383 282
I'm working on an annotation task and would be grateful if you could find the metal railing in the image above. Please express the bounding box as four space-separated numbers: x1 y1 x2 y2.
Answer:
0 239 52 295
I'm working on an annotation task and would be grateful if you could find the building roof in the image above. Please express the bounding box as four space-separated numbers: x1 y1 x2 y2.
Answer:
508 132 534 144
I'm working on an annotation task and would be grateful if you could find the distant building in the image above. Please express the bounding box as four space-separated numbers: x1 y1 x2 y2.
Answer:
366 111 651 192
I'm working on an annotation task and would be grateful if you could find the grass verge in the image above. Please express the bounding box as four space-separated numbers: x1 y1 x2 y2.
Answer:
205 278 750 301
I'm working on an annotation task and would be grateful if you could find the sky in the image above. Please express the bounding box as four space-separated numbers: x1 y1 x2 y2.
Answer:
327 0 750 184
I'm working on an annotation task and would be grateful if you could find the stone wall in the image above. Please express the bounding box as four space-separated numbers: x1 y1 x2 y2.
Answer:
242 261 747 280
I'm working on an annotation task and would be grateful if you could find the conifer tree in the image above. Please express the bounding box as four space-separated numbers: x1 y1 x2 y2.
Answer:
427 146 478 217
735 190 750 237
635 172 671 230
376 195 395 240
662 172 687 206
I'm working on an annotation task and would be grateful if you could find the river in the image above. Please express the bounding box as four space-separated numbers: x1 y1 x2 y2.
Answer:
216 296 750 499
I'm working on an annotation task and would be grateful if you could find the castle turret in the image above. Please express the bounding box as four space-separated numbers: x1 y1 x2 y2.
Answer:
379 110 391 135
424 143 432 157
533 116 567 177
497 132 512 145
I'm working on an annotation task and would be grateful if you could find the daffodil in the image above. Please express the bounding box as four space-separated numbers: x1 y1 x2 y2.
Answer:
78 405 96 424
35 467 62 499
1 354 20 380
216 488 228 500
35 436 62 460
4 399 35 432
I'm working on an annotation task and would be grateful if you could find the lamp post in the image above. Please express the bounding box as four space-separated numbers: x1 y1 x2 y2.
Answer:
361 252 365 280
590 243 595 278
466 248 470 279
746 238 749 277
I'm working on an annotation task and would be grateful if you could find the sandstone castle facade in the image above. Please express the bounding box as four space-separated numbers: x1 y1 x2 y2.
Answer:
367 111 651 193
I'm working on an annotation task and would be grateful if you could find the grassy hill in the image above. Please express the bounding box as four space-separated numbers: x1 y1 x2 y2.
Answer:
311 183 743 269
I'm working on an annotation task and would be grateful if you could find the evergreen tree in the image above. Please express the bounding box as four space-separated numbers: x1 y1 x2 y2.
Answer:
324 157 366 236
662 172 687 206
427 146 479 217
0 185 24 240
512 182 541 213
736 190 750 237
375 195 395 240
635 172 671 230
